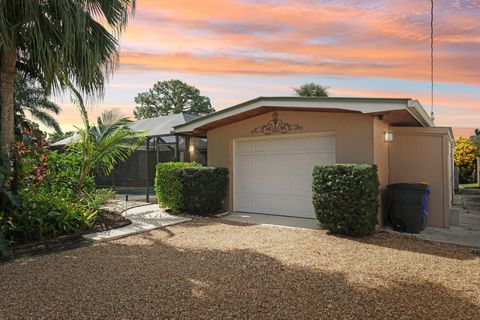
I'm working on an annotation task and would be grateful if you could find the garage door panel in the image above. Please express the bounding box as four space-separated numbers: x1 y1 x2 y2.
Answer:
236 156 254 174
237 176 307 195
311 136 335 150
237 194 314 218
253 156 274 173
236 140 255 153
235 195 255 212
271 155 294 172
254 139 272 152
234 134 335 218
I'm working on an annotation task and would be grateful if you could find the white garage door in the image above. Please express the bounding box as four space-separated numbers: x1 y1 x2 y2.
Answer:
234 133 335 218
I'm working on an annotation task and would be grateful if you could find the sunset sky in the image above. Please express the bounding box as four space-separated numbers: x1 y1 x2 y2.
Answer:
56 0 480 137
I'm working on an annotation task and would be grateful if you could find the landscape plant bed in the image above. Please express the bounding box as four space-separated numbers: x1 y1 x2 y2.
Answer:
12 234 87 258
89 209 132 232
8 209 132 259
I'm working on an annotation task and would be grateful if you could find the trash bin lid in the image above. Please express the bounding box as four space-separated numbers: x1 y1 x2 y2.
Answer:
387 183 429 191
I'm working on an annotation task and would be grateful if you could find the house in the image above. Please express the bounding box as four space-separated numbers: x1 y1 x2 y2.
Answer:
175 97 454 228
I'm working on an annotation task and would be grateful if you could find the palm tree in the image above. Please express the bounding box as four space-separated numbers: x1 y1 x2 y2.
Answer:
293 83 330 97
0 0 135 155
14 73 62 133
68 90 145 189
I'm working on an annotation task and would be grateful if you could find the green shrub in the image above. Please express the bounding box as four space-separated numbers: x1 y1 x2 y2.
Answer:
42 151 95 200
175 167 228 216
154 162 200 213
83 188 116 211
2 188 97 243
312 164 379 237
155 162 228 215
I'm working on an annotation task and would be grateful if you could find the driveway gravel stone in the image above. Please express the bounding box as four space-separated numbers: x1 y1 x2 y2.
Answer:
0 218 479 319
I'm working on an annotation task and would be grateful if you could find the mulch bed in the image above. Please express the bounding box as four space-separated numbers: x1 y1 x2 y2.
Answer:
9 210 132 259
89 209 132 232
12 234 87 258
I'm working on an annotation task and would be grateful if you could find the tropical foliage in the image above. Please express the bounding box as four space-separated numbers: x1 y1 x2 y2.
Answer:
0 0 135 155
69 92 146 188
294 83 330 97
14 73 62 133
0 0 139 256
1 127 94 244
133 79 214 119
1 104 143 246
454 137 479 183
48 131 75 144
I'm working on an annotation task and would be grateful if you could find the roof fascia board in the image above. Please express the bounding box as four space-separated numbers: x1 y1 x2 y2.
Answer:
406 100 435 127
175 97 410 133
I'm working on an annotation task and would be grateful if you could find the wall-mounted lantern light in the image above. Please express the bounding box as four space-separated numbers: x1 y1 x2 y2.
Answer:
189 145 195 153
384 131 394 143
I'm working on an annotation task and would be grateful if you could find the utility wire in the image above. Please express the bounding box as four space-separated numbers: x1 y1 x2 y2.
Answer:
430 0 435 122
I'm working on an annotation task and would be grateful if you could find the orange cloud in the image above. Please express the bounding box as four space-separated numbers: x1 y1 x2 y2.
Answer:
115 0 480 86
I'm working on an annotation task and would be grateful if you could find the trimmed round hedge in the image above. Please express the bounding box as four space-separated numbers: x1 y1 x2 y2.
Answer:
154 162 228 216
175 167 228 216
154 162 201 213
312 164 379 237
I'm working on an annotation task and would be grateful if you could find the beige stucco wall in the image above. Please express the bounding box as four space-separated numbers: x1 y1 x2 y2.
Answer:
207 110 375 211
388 127 453 228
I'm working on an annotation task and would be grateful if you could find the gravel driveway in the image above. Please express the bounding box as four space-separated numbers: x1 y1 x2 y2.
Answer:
1 219 479 319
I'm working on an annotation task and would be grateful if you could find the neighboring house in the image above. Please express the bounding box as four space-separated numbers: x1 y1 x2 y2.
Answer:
175 97 454 228
51 112 207 191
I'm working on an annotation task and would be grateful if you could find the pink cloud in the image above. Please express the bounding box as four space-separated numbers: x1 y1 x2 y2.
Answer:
115 0 480 85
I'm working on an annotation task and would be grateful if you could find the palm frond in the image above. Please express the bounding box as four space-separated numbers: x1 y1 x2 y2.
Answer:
71 105 145 188
14 71 62 132
93 108 132 141
0 0 135 97
92 129 145 177
27 109 62 133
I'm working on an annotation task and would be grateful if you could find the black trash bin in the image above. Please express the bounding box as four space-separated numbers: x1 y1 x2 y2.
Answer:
386 183 431 234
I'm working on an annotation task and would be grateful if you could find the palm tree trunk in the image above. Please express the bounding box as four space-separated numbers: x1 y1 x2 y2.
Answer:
0 48 16 155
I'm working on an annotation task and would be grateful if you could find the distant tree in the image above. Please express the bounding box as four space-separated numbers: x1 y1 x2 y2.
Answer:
454 137 479 183
133 80 214 119
49 131 75 144
14 73 62 133
471 129 480 147
294 83 330 97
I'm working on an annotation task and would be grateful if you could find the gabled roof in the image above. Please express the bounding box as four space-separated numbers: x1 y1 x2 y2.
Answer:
174 96 434 134
51 112 200 147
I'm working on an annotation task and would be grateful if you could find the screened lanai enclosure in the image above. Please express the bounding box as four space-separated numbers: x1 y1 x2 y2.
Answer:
95 135 207 187
51 113 207 200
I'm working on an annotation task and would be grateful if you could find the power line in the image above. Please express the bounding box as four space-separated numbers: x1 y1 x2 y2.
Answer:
430 0 435 122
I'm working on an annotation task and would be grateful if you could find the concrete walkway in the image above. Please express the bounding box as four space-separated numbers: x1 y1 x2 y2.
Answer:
408 192 480 248
83 204 191 242
223 212 320 230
